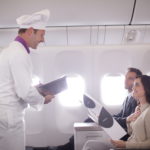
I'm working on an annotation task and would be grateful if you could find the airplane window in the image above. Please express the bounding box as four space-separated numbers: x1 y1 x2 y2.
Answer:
147 72 150 75
58 74 85 107
101 74 127 106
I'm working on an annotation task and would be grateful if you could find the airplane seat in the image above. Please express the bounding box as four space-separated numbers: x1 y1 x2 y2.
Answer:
27 147 49 150
26 146 33 150
81 140 149 150
74 122 110 150
81 139 113 150
74 123 149 150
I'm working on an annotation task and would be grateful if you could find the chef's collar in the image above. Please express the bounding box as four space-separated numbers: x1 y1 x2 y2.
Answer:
15 36 30 54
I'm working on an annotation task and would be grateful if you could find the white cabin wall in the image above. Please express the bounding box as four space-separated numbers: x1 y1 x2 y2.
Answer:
0 29 18 47
0 48 2 53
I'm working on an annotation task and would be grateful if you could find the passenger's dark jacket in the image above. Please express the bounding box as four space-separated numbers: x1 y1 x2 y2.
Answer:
113 95 137 131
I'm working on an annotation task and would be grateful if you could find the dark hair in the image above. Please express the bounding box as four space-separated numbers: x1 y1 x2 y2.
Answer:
128 67 142 77
18 28 27 34
137 75 150 104
18 28 38 34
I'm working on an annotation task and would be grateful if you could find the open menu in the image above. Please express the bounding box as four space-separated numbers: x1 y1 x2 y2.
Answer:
83 94 126 139
37 76 67 96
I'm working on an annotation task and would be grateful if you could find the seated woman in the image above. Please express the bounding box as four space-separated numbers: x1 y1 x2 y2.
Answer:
83 75 150 150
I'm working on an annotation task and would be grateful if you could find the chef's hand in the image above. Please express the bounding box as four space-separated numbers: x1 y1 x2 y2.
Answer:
44 94 55 104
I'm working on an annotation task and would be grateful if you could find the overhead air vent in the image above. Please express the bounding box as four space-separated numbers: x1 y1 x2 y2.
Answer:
126 30 137 41
123 25 146 44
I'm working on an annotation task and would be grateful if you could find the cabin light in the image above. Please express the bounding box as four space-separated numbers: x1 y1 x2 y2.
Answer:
58 75 85 107
31 76 40 86
126 30 137 41
101 74 127 106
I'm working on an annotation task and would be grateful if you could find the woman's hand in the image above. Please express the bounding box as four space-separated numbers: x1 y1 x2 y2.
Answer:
127 105 141 123
111 139 126 148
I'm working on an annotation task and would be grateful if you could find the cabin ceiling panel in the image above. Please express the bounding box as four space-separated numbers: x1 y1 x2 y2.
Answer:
67 26 91 45
0 0 134 28
143 26 150 44
123 25 146 44
0 29 18 46
97 26 105 45
45 27 67 46
90 26 99 45
132 0 150 24
104 26 124 45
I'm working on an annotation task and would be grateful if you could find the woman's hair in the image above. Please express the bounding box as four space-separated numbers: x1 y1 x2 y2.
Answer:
137 75 150 104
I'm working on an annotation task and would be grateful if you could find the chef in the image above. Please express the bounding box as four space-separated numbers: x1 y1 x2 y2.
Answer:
0 9 53 150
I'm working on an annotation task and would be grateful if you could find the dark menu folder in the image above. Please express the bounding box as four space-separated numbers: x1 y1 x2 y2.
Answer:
37 76 68 96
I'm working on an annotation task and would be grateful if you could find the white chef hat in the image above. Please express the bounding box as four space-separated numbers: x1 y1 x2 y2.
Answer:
16 9 50 30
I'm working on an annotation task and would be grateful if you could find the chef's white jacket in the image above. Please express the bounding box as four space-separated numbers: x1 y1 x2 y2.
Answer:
0 41 45 150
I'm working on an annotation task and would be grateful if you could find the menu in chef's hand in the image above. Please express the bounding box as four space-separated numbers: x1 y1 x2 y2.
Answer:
37 76 67 96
